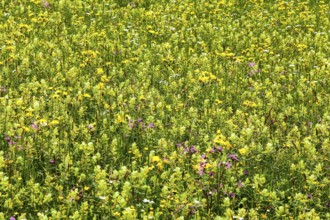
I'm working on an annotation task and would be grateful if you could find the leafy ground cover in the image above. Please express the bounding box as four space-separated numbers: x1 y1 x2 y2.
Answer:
0 0 329 219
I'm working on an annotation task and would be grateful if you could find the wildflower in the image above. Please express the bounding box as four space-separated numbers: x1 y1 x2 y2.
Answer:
31 123 39 130
151 156 160 163
238 180 243 188
229 192 235 198
209 171 214 177
190 146 197 154
307 194 312 199
137 118 142 123
148 123 154 128
10 217 16 220
128 119 135 128
8 141 16 145
42 0 50 8
50 159 55 164
216 146 223 152
198 163 205 175
209 148 215 154
249 62 256 67
239 148 248 155
244 170 249 175
228 154 239 161
225 162 232 169
176 143 183 148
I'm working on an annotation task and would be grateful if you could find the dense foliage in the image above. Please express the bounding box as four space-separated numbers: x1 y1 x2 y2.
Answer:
0 0 329 219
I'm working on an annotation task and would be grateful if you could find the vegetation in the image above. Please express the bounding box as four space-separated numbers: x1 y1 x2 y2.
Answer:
0 0 329 219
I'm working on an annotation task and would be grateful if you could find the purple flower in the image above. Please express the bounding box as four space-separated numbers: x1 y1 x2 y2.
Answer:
50 159 55 164
216 146 223 152
201 153 206 159
198 169 204 176
209 148 215 154
238 180 243 188
190 146 197 154
42 0 50 8
128 119 134 128
225 162 232 169
249 62 256 67
307 194 312 199
10 217 16 220
137 118 143 123
229 192 235 198
228 154 239 161
244 170 249 175
148 123 155 128
31 123 38 130
209 171 214 177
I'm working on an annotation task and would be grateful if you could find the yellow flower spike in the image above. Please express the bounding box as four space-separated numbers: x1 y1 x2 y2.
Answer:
157 162 163 170
215 99 223 105
96 68 104 75
97 82 104 90
114 113 126 124
151 156 160 163
50 120 59 125
100 75 108 82
83 93 91 98
239 148 248 156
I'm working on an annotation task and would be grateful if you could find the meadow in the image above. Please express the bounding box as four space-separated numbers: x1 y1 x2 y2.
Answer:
0 0 329 219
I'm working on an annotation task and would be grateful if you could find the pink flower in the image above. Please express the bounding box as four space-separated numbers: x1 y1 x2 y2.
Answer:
228 154 239 161
225 162 232 169
31 123 39 130
42 0 50 8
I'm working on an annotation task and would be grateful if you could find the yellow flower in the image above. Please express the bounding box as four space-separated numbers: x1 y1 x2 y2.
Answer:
215 99 223 105
101 75 108 82
214 133 231 149
243 100 257 108
114 114 125 124
239 148 248 155
96 68 104 75
151 156 160 163
83 93 91 98
50 120 59 125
